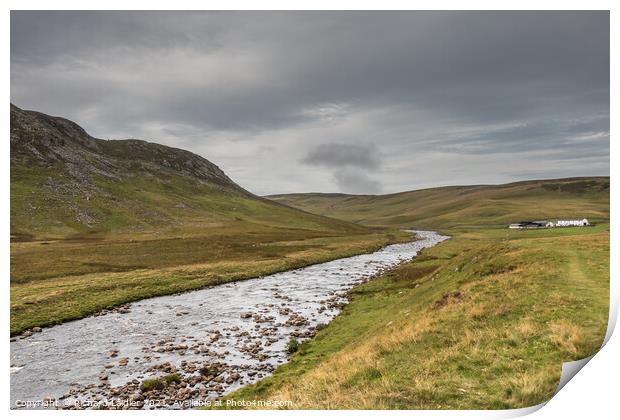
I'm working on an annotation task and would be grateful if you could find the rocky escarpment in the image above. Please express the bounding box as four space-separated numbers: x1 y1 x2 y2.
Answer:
10 104 241 190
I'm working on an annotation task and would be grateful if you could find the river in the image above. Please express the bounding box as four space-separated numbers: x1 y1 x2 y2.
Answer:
10 230 448 409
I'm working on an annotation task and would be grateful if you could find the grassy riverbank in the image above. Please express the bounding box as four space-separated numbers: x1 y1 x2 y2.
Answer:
11 227 408 335
225 224 609 409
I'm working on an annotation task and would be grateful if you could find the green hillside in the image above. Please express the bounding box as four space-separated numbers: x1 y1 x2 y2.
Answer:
10 104 367 240
268 177 610 229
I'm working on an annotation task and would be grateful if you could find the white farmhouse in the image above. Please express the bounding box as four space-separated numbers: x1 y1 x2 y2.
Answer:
508 219 590 229
508 218 590 229
555 218 589 227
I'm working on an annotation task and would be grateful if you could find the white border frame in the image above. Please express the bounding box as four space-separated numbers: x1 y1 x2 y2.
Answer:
2 2 616 419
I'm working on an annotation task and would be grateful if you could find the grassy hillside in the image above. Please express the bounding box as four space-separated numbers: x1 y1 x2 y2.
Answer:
10 105 407 334
11 163 371 239
225 225 610 409
10 103 366 239
268 177 610 229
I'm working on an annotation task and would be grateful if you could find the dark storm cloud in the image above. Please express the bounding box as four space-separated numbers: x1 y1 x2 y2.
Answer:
10 11 609 194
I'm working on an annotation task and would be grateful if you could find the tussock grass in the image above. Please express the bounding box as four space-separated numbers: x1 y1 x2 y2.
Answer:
140 373 181 392
548 321 584 355
503 370 552 407
286 338 300 354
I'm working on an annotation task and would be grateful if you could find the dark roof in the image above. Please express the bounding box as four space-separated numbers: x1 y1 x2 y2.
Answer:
516 221 546 226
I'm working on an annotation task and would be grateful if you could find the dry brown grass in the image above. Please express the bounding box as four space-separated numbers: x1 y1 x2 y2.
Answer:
503 370 552 407
269 313 436 409
468 302 487 319
515 318 537 338
548 321 584 355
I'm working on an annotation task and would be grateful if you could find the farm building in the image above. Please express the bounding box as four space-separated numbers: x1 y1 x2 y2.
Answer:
555 219 590 227
508 221 547 229
508 218 590 229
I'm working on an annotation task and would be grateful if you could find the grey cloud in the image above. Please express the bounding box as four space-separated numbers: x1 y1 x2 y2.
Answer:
332 169 382 195
427 115 610 156
11 11 609 132
10 11 609 195
302 143 381 169
301 143 383 194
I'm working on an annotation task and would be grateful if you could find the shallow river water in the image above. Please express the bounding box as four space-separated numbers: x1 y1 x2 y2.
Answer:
10 230 448 409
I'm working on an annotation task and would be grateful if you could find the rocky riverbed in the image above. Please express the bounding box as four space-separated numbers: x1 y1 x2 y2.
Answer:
10 230 448 410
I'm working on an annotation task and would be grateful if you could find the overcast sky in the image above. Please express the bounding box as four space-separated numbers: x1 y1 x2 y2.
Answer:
11 11 609 195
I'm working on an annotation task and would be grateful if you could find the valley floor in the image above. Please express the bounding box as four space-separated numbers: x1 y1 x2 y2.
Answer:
10 226 409 335
223 225 609 409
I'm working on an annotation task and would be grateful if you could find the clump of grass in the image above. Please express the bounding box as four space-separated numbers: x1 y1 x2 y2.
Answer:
548 321 584 355
163 373 181 384
140 378 165 392
468 302 486 319
504 371 550 407
286 337 300 354
515 318 537 338
140 373 181 392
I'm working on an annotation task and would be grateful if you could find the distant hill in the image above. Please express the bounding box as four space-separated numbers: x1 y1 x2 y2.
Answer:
10 104 366 239
267 177 610 229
